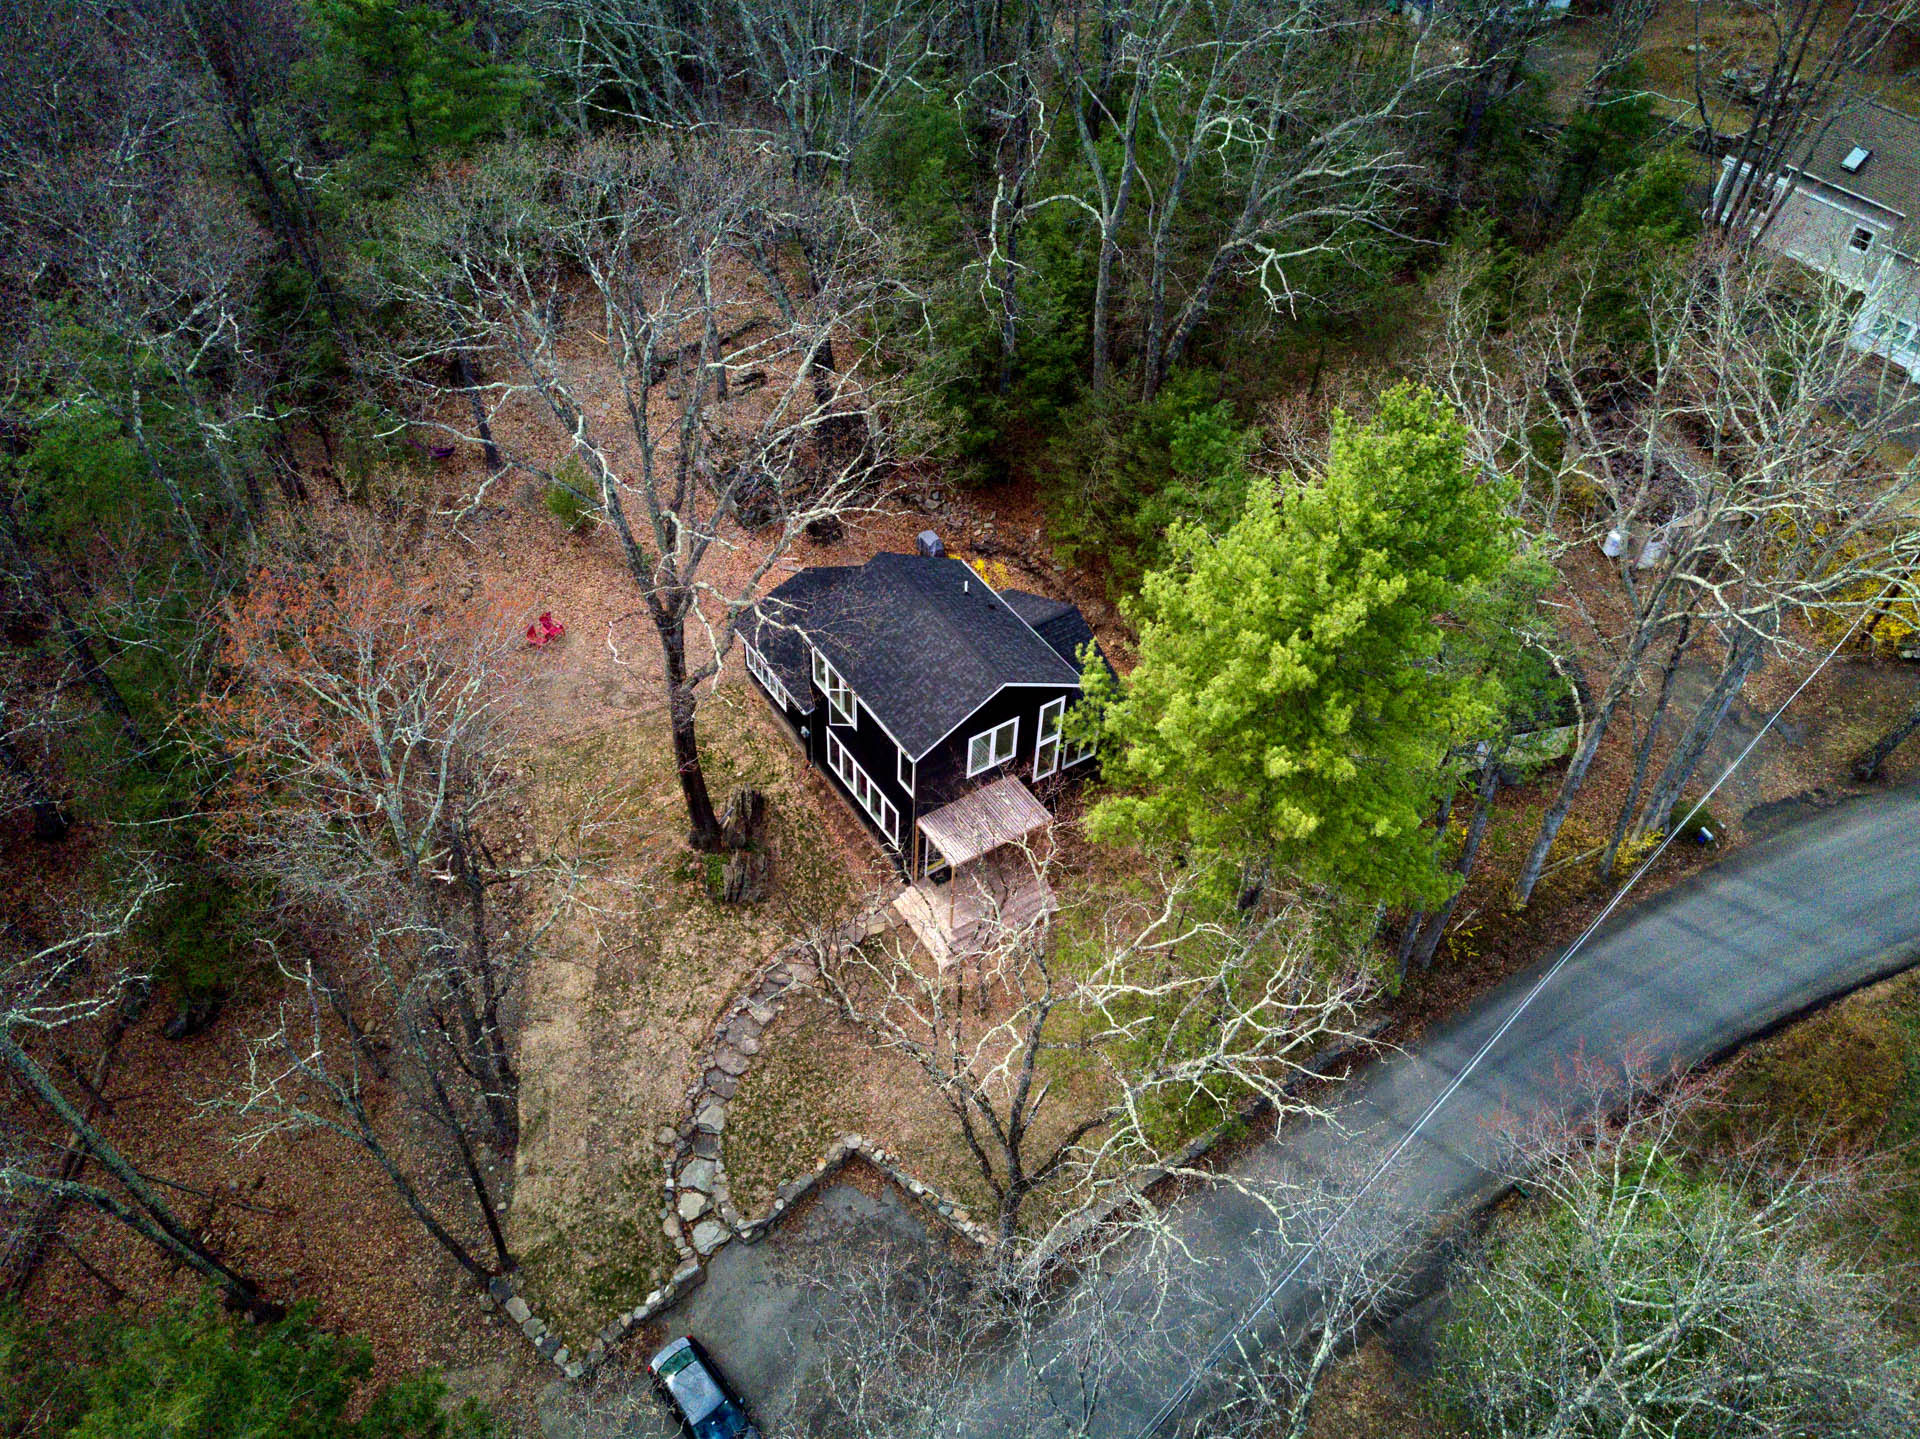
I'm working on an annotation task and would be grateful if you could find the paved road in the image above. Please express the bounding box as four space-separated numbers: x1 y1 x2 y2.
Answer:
619 787 1920 1438
950 785 1920 1436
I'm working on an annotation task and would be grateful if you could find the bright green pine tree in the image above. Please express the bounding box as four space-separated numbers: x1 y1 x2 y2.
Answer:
305 0 530 168
1080 383 1517 910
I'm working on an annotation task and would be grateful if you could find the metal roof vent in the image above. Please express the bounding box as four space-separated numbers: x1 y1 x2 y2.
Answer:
1842 145 1872 173
915 529 945 559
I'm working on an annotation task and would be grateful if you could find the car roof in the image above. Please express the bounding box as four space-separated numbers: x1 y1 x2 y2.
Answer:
664 1361 727 1421
649 1337 730 1423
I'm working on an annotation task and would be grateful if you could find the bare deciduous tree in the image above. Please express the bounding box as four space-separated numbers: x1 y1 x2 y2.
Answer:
0 860 283 1320
1437 1075 1918 1437
1430 241 1920 903
203 534 633 1283
521 0 938 184
1699 0 1916 236
816 846 1373 1247
371 134 919 851
8 72 270 571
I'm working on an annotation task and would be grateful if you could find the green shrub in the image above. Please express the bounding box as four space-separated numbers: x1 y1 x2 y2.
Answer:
1667 796 1726 845
333 402 418 502
543 480 596 534
137 866 256 1006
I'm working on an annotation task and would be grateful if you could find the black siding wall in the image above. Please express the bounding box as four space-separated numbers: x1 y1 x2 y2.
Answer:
758 671 1090 868
815 685 914 853
915 684 1082 811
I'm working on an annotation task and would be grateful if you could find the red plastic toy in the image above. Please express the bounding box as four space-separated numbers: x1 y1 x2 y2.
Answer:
526 612 566 647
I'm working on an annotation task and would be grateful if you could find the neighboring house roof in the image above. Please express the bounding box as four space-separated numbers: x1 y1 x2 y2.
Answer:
744 554 1085 759
1790 99 1920 219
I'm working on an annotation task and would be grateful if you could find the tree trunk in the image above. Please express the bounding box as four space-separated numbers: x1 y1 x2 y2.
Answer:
1394 910 1425 986
453 349 503 473
1599 612 1694 876
407 1018 515 1272
1412 754 1501 972
993 179 1026 398
451 826 519 1150
2 993 136 1297
341 1089 501 1282
1513 664 1637 906
1855 692 1920 781
1397 786 1460 986
1158 235 1238 385
658 617 723 850
1628 633 1765 850
0 1032 281 1321
19 1174 282 1322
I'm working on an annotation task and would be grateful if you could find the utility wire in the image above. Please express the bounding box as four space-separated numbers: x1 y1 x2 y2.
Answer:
1135 601 1885 1438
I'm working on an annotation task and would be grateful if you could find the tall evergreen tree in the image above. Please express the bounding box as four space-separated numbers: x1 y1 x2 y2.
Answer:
304 0 529 168
1082 383 1517 909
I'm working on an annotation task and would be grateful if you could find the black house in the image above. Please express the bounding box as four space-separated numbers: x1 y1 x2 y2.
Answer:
741 551 1102 875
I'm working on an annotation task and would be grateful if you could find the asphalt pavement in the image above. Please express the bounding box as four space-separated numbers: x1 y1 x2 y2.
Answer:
952 784 1920 1436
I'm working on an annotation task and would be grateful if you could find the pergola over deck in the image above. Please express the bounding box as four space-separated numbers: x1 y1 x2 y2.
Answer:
895 777 1057 969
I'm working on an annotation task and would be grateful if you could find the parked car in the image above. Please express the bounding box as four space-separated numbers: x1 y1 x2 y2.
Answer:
647 1336 761 1439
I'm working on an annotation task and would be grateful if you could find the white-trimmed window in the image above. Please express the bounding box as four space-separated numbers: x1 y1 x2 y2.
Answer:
967 717 1019 777
811 645 855 726
1869 311 1920 361
898 746 915 796
743 640 796 712
828 730 898 842
1033 697 1064 781
1850 225 1876 253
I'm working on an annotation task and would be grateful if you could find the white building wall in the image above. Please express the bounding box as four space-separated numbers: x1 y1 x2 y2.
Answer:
1715 157 1920 378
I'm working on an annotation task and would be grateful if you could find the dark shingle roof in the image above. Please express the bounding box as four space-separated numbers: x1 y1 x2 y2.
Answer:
1001 590 1099 671
745 556 1085 759
1794 100 1920 219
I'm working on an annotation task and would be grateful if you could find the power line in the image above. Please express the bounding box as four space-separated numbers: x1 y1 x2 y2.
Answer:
1135 604 1883 1438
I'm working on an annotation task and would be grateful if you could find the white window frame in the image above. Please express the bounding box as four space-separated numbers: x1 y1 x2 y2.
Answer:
1872 312 1920 362
827 730 898 843
742 639 796 712
1850 225 1876 253
966 717 1019 778
1033 696 1065 781
898 746 915 797
811 645 855 727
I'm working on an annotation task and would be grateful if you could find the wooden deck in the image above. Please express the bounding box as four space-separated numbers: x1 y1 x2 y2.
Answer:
892 849 1056 969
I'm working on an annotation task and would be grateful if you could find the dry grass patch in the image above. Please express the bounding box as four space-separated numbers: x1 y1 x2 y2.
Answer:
723 989 994 1222
507 689 870 1340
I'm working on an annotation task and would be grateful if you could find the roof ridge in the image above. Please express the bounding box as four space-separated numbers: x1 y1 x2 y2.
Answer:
890 554 990 673
1850 96 1920 123
867 553 1077 682
956 566 1080 681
